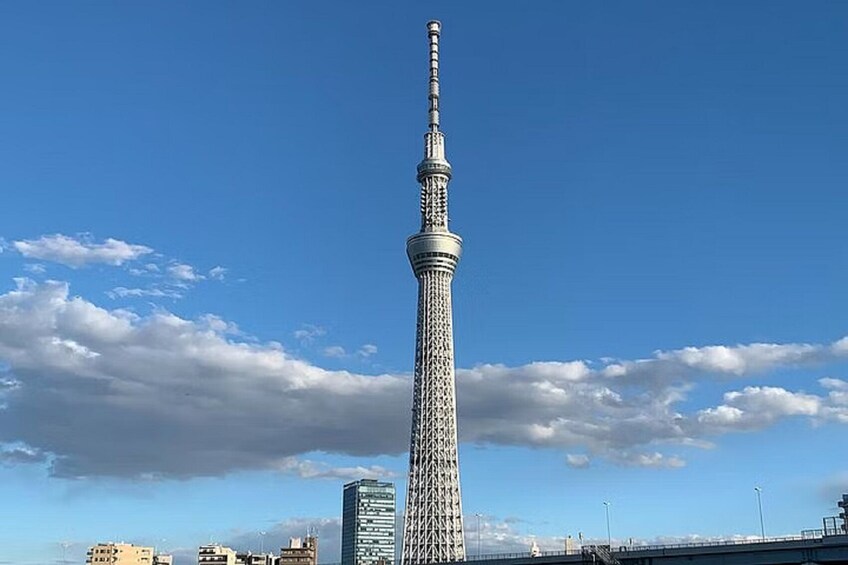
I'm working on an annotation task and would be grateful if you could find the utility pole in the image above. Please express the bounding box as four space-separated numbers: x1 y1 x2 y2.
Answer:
475 513 482 557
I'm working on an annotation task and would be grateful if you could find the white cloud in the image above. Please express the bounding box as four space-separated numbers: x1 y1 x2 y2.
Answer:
209 266 227 280
13 234 152 267
612 451 686 469
50 337 100 359
357 344 378 358
697 405 745 426
107 287 183 300
566 453 590 469
294 324 326 343
726 386 820 415
820 377 848 390
454 342 847 465
113 257 213 301
322 345 347 358
819 378 848 422
697 386 825 432
198 314 242 336
0 278 846 478
274 457 398 481
0 444 47 466
0 279 408 478
601 342 825 386
23 263 46 275
167 263 204 282
129 263 162 277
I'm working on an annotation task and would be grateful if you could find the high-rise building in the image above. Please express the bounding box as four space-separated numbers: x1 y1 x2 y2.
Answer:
401 20 466 565
198 544 237 565
342 479 396 565
279 536 317 565
839 494 848 533
86 543 153 565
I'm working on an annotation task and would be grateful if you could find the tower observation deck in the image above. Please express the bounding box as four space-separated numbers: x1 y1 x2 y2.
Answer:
401 20 466 565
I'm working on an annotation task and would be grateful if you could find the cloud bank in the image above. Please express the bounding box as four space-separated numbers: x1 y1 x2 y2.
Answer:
0 278 845 479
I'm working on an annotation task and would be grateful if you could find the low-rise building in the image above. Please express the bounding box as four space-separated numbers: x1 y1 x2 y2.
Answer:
87 543 153 565
279 536 317 565
236 552 276 565
199 544 237 565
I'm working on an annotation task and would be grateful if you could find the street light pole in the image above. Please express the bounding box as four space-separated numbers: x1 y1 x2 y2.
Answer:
603 502 612 547
155 539 166 565
259 531 267 554
754 487 765 540
475 513 482 558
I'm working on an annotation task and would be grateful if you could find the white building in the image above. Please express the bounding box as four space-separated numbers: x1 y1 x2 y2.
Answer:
198 544 237 565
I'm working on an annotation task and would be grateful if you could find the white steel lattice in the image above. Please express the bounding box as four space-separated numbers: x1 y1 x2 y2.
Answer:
402 20 466 565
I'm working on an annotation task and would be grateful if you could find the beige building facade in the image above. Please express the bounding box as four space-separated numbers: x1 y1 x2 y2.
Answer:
86 543 153 565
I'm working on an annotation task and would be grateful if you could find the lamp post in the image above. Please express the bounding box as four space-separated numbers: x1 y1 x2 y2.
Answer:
603 502 612 547
754 487 765 540
475 513 483 558
156 539 167 565
259 531 267 554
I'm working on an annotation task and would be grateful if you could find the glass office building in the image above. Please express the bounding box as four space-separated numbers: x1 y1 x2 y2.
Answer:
341 480 396 565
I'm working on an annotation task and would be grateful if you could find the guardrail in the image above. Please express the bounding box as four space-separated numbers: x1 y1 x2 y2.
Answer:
622 532 828 552
318 531 846 565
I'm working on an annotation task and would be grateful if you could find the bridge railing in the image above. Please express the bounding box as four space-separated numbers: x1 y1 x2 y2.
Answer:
624 533 824 553
466 532 831 562
318 531 843 565
465 549 582 561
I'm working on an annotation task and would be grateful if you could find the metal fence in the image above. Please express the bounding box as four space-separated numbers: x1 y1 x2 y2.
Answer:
318 531 844 565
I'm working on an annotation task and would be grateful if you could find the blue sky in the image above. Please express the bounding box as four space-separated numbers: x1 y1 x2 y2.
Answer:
1 2 847 564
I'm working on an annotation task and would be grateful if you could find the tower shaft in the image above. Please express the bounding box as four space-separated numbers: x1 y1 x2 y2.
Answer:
402 20 466 565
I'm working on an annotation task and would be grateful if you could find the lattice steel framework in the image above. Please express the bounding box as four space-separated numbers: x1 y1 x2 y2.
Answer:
401 20 466 565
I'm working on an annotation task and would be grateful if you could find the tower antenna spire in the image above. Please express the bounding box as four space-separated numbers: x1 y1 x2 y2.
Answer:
427 20 441 131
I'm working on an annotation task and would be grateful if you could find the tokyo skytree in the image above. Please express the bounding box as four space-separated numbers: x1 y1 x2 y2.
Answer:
401 20 466 565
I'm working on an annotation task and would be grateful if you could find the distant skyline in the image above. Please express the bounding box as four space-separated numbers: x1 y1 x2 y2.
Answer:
1 2 847 565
